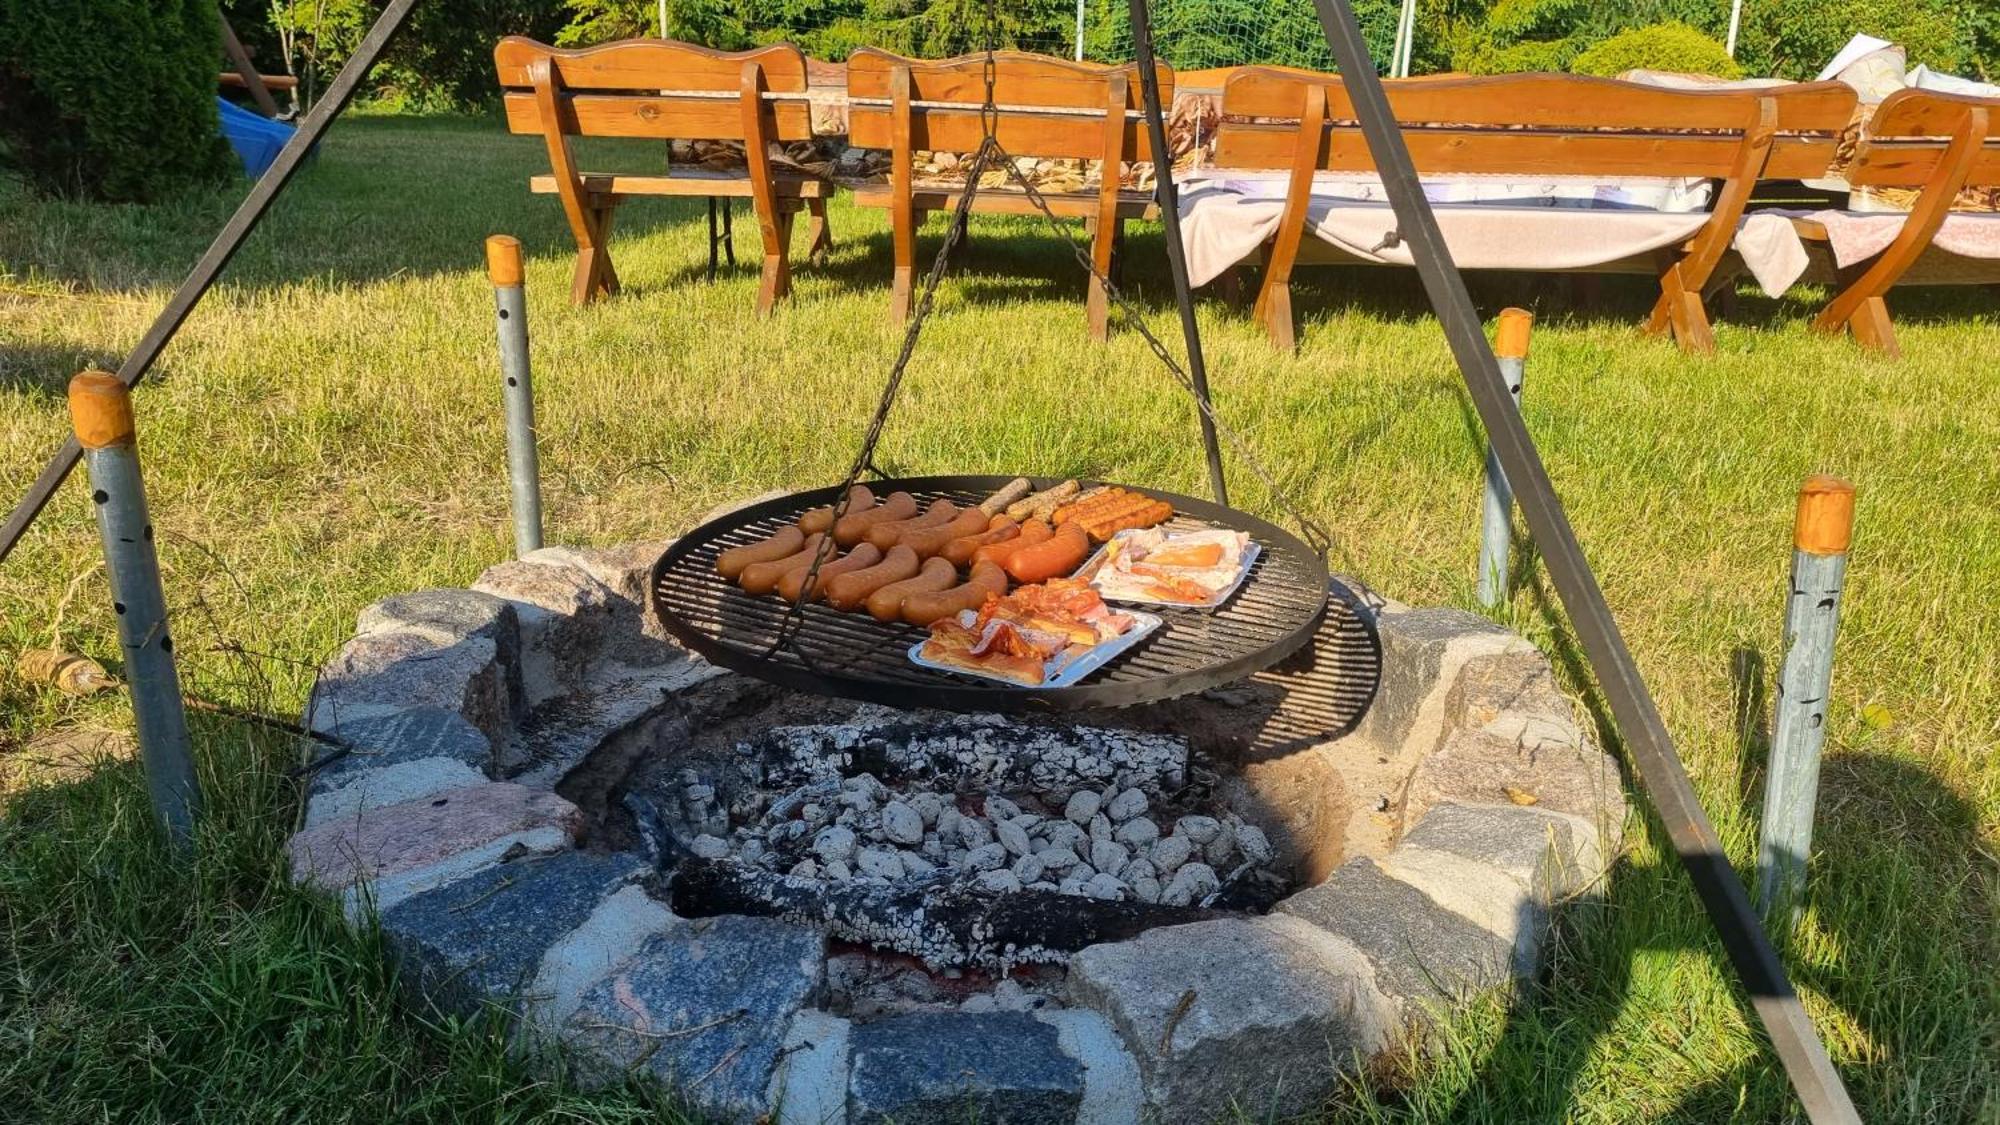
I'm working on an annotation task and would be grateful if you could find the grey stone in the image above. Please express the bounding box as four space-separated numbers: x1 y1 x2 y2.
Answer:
847 1011 1083 1125
1363 607 1526 754
1278 858 1513 1016
1066 915 1395 1123
1105 788 1148 823
1033 1010 1144 1125
564 914 825 1119
1399 801 1608 902
382 849 645 1021
768 1010 852 1125
472 557 621 707
307 629 515 744
523 883 681 1036
305 754 487 828
881 801 925 845
1377 846 1547 977
357 588 518 652
1402 727 1625 831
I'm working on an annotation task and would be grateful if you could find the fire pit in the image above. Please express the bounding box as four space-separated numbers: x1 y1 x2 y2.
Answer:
291 526 1625 1123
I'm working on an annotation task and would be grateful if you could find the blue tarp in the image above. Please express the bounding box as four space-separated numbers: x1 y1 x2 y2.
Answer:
216 97 293 178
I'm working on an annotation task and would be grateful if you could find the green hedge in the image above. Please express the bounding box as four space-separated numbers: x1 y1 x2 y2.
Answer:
1569 22 1742 79
0 0 232 202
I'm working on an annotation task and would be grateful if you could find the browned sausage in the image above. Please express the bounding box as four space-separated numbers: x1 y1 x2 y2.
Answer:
825 545 920 610
777 542 881 604
864 499 960 551
865 556 959 622
833 491 917 546
941 516 1020 566
1003 522 1091 584
901 561 1009 627
739 532 826 596
716 525 804 580
798 485 875 536
973 519 1053 568
895 507 992 559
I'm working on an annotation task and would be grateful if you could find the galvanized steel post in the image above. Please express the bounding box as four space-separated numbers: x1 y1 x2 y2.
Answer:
487 235 544 555
1477 308 1530 609
1758 474 1854 923
68 372 200 847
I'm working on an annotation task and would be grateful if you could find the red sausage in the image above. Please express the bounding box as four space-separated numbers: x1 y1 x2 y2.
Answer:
740 532 826 596
834 491 918 547
896 507 992 559
777 542 880 604
716 525 804 580
799 485 876 536
901 561 1010 627
864 499 960 552
1003 522 1091 584
973 519 1053 568
825 545 920 610
865 557 960 622
941 516 1020 566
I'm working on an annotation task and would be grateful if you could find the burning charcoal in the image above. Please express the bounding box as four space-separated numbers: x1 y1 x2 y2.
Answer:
992 978 1033 1012
856 847 905 880
1030 880 1059 893
1106 788 1149 822
881 801 924 845
1088 813 1113 844
682 782 715 804
946 847 969 867
1011 854 1046 884
1012 813 1043 834
920 835 946 861
900 852 937 877
1064 790 1102 824
907 791 946 827
1113 816 1160 849
1150 835 1194 873
1234 823 1275 865
995 818 1033 858
1057 877 1087 896
1131 875 1163 903
801 802 828 826
975 869 1022 894
1038 845 1082 872
838 787 878 815
983 795 1022 822
958 817 994 851
1085 873 1128 901
1040 822 1086 854
1176 815 1222 844
1090 840 1130 875
813 825 857 864
959 993 998 1013
771 820 808 845
1203 823 1237 867
1074 754 1109 781
823 859 852 880
740 839 767 865
1121 857 1158 884
843 773 889 803
1071 863 1097 882
689 834 731 859
963 843 1007 872
789 859 820 879
1162 862 1220 907
935 809 964 843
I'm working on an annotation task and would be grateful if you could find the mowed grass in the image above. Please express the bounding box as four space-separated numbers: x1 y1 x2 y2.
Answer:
1 112 1996 1122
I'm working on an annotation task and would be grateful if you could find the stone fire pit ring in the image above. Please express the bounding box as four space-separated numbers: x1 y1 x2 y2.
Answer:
291 523 1625 1124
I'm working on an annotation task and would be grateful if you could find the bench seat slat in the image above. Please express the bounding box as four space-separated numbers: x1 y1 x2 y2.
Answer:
848 183 1156 219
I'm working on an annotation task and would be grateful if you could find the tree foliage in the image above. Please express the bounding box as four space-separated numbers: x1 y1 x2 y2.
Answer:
1569 21 1740 78
0 0 233 202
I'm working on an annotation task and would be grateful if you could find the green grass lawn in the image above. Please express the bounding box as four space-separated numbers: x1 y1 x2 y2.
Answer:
2 112 1995 1123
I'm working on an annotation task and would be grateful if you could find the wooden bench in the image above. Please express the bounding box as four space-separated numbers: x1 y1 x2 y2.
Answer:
1795 87 1999 355
845 49 1170 340
1211 69 1856 352
495 37 833 312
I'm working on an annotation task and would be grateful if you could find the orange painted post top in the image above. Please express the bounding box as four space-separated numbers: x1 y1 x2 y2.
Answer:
1494 307 1533 359
485 235 525 287
1794 474 1855 556
68 371 136 450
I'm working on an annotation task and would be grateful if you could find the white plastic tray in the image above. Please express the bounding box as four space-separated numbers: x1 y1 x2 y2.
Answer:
1073 532 1262 612
907 611 1163 689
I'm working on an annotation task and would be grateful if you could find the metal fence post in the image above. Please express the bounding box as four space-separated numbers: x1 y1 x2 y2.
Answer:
1758 474 1854 923
1477 307 1530 609
486 235 544 555
68 372 200 847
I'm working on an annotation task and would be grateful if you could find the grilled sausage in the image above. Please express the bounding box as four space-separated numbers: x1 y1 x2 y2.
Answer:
798 485 876 536
776 541 879 604
833 491 918 547
977 478 1032 516
1003 522 1092 584
1050 486 1117 526
864 499 960 551
716 525 804 580
865 556 959 622
901 561 1009 627
739 532 825 596
1086 500 1174 541
1005 480 1079 522
973 519 1053 568
825 545 920 610
941 516 1020 566
896 507 992 559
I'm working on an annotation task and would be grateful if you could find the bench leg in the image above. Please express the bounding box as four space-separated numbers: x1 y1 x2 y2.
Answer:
803 197 832 266
1650 266 1715 355
1086 216 1118 343
890 203 915 326
1251 244 1300 353
1813 262 1902 357
569 200 620 306
758 210 794 318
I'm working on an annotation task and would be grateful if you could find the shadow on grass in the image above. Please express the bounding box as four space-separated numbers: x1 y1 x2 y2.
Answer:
0 339 125 400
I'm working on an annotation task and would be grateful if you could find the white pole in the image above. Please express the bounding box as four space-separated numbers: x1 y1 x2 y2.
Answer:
1393 0 1418 77
1075 0 1087 61
657 0 668 38
1725 0 1743 58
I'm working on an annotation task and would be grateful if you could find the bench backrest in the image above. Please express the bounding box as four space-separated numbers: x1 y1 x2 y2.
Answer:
1214 69 1856 182
845 49 1173 165
494 36 815 145
1846 87 2000 189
